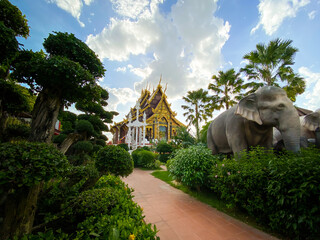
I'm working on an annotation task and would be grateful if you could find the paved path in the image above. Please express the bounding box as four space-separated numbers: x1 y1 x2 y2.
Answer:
123 169 278 240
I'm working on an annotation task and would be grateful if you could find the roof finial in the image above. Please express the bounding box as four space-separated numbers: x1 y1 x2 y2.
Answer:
158 74 162 89
164 83 168 93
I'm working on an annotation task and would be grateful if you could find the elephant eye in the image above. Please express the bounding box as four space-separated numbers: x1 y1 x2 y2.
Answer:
277 103 285 109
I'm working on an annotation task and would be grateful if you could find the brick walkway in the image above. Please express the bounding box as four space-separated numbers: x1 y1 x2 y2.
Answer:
123 168 279 240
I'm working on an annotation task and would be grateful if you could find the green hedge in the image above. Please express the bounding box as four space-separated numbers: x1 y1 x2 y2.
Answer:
209 147 320 239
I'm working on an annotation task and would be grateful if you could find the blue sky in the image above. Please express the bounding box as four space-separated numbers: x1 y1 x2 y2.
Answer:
12 0 320 136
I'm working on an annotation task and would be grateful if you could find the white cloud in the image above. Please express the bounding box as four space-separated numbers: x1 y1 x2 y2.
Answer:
110 0 152 19
84 0 94 5
296 67 320 110
105 87 140 118
308 10 316 19
116 66 127 72
88 0 229 93
86 17 159 61
88 0 230 122
251 0 310 35
47 0 95 27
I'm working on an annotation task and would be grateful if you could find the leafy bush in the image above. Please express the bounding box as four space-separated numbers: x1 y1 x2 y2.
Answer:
95 145 133 177
168 145 216 190
138 150 157 168
72 140 93 154
266 148 320 239
132 148 159 169
156 141 173 163
118 143 129 151
209 147 272 219
0 142 68 191
209 147 320 239
131 148 145 166
25 175 159 240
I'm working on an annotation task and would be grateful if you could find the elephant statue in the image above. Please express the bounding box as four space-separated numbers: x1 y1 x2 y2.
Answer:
207 86 301 155
273 109 320 149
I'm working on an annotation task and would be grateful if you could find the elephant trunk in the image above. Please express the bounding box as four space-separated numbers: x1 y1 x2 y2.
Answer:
278 113 301 153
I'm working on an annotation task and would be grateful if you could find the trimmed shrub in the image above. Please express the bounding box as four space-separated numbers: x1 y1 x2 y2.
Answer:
95 145 133 177
132 148 145 166
0 142 68 191
72 140 93 154
138 150 157 168
118 143 129 151
156 141 173 163
132 148 159 169
75 119 95 136
168 145 216 190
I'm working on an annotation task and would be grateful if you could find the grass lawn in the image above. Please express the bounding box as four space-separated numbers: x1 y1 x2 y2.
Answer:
151 170 283 239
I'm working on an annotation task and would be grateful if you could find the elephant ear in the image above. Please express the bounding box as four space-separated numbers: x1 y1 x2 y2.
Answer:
235 93 263 125
301 112 320 131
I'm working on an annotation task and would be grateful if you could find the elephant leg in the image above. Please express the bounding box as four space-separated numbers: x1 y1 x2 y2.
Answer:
207 129 218 155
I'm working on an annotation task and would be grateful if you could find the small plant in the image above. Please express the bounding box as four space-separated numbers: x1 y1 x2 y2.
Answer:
95 145 133 177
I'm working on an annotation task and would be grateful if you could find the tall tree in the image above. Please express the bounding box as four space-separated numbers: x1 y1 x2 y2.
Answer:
0 0 29 79
12 32 105 143
208 68 244 110
182 89 212 141
0 0 31 138
240 38 305 101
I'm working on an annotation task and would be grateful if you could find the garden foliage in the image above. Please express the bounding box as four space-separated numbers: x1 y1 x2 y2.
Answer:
23 175 159 240
0 142 68 190
209 147 320 239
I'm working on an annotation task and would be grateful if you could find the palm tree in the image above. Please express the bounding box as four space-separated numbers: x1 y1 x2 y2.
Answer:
240 38 305 101
208 68 244 110
182 89 213 141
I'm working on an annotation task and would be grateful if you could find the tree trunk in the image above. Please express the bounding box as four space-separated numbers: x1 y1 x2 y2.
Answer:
195 104 199 140
0 184 42 240
28 89 61 143
59 133 82 154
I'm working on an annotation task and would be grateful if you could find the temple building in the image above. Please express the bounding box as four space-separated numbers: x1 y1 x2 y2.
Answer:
111 81 186 145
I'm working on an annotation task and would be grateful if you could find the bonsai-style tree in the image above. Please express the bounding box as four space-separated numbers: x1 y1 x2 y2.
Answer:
240 38 305 101
12 31 105 143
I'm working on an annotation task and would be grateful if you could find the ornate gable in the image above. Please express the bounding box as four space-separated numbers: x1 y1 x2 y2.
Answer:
111 79 186 143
